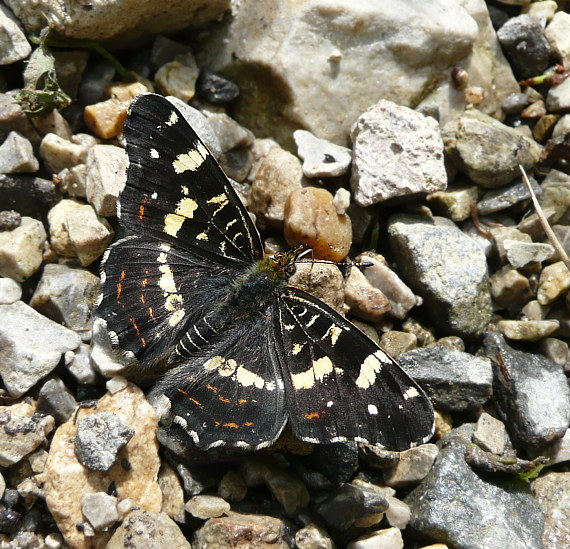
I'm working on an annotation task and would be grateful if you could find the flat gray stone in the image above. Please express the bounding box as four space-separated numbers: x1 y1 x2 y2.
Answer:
387 214 492 338
504 240 555 268
476 176 541 215
351 100 446 206
473 412 506 455
0 131 38 173
37 377 77 424
294 129 351 178
0 301 81 397
0 4 31 65
81 492 118 532
533 472 570 549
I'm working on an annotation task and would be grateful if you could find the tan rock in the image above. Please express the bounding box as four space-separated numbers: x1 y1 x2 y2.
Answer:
84 98 129 140
537 261 570 305
344 266 391 322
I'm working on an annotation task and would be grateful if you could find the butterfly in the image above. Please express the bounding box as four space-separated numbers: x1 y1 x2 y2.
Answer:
96 93 434 451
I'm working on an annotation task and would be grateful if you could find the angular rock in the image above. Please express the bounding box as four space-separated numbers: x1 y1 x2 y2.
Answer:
351 100 446 206
497 319 560 342
196 68 240 105
442 109 542 188
545 11 570 67
490 266 532 311
155 53 199 102
0 301 81 397
66 342 98 384
504 240 554 268
294 129 352 178
546 76 570 113
39 133 88 174
158 463 185 522
533 472 570 549
476 176 540 215
66 204 114 266
0 131 38 173
37 377 77 424
537 261 570 305
0 4 31 64
398 346 493 412
0 276 21 304
107 510 191 549
382 444 439 487
387 214 492 339
473 412 506 455
379 331 417 358
484 332 570 449
217 471 247 503
81 492 118 532
0 217 46 282
347 528 403 549
344 267 391 322
427 183 480 223
47 198 84 257
295 525 334 549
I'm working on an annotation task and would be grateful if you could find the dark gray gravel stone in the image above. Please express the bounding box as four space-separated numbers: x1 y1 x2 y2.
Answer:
477 176 541 215
398 346 493 412
37 377 77 424
387 214 492 339
0 174 60 217
74 412 134 472
305 442 358 485
497 14 551 80
405 433 544 549
483 332 570 450
196 68 240 105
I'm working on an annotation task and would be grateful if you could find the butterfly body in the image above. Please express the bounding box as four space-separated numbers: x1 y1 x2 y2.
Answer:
96 93 435 451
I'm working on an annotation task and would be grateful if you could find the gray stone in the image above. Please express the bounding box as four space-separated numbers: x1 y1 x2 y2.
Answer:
497 14 551 79
546 76 570 112
398 346 493 412
442 109 542 188
158 463 185 523
0 406 54 467
37 377 76 424
344 266 391 322
32 107 72 140
185 495 230 519
477 176 541 215
484 332 570 449
0 173 59 219
295 525 334 549
294 129 352 178
193 512 288 549
81 492 118 532
497 319 560 341
539 428 570 466
387 214 492 339
74 411 135 472
545 11 570 68
85 144 128 217
107 509 191 549
0 91 41 146
206 112 255 154
427 183 480 223
540 337 569 368
0 131 38 173
58 164 87 198
155 53 200 103
533 472 570 549
501 92 530 114
30 263 100 338
552 114 570 139
65 343 97 383
406 434 545 549
504 240 555 268
490 266 532 311
0 4 31 65
0 276 21 304
0 300 81 396
490 225 532 264
382 444 439 487
39 133 88 174
351 100 446 206
217 471 247 503
473 412 506 454
67 204 114 266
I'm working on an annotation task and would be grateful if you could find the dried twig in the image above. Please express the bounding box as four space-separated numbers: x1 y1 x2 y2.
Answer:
519 165 570 272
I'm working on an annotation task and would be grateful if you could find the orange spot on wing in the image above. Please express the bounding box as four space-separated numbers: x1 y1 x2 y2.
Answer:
244 422 254 427
214 421 221 427
139 294 145 304
139 204 145 220
218 396 231 403
129 318 146 347
148 307 156 320
237 399 248 405
189 397 203 408
305 412 320 420
223 422 239 429
206 384 218 393
141 278 148 288
116 282 122 300
120 270 127 280
177 388 188 395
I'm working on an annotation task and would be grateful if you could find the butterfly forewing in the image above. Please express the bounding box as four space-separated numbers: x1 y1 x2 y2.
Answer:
275 287 435 451
120 93 263 263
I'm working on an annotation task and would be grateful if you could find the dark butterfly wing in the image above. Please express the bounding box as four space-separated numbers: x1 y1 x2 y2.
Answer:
97 235 246 367
152 308 287 450
274 287 434 451
119 93 263 263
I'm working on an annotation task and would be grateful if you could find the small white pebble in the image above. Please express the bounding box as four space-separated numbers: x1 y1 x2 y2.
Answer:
333 188 351 215
106 376 129 393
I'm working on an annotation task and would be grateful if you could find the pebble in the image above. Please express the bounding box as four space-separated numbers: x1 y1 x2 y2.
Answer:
333 188 351 215
288 262 345 313
490 225 532 264
406 434 545 549
0 300 81 397
490 266 532 311
357 252 417 319
379 331 417 357
107 510 191 549
0 216 46 281
39 133 88 174
217 471 247 503
37 377 77 424
47 199 83 257
501 92 529 114
185 495 230 519
476 176 540 215
41 383 161 549
66 343 98 384
534 114 560 143
0 404 54 467
106 376 129 394
382 444 439 487
305 442 359 485
158 463 185 522
0 277 20 304
427 183 479 222
83 98 129 140
384 496 411 530
74 411 135 472
0 209 20 231
81 492 119 531
540 428 570 466
521 100 546 119
532 472 570 549
344 267 391 322
85 144 128 217
295 525 334 549
398 346 493 412
0 4 31 64
0 131 38 173
284 186 352 261
546 76 570 112
442 109 542 188
521 297 551 321
387 214 492 338
552 114 570 139
522 1 558 24
346 527 403 549
155 53 199 102
193 512 289 549
196 68 240 104
537 261 570 304
503 240 554 268
206 112 254 154
0 173 60 219
540 170 570 225
28 448 49 474
540 337 569 368
496 319 560 341
293 129 352 178
472 412 506 455
484 332 570 449
30 263 100 337
350 99 446 206
248 145 303 230
496 14 551 79
545 11 570 67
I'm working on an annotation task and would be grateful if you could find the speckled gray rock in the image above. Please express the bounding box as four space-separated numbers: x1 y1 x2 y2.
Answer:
0 301 81 397
0 131 38 173
0 277 21 304
65 342 97 384
476 176 540 215
497 14 550 79
30 263 100 339
0 4 31 64
37 377 77 424
484 332 570 449
406 433 544 549
398 347 493 412
294 129 352 178
107 510 191 549
533 472 570 549
74 412 135 472
387 214 492 339
81 492 118 532
504 240 555 269
351 100 446 206
442 109 541 188
382 444 439 487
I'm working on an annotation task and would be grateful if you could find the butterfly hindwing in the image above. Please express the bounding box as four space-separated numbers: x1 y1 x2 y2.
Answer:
154 306 287 450
119 93 263 263
275 287 435 451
